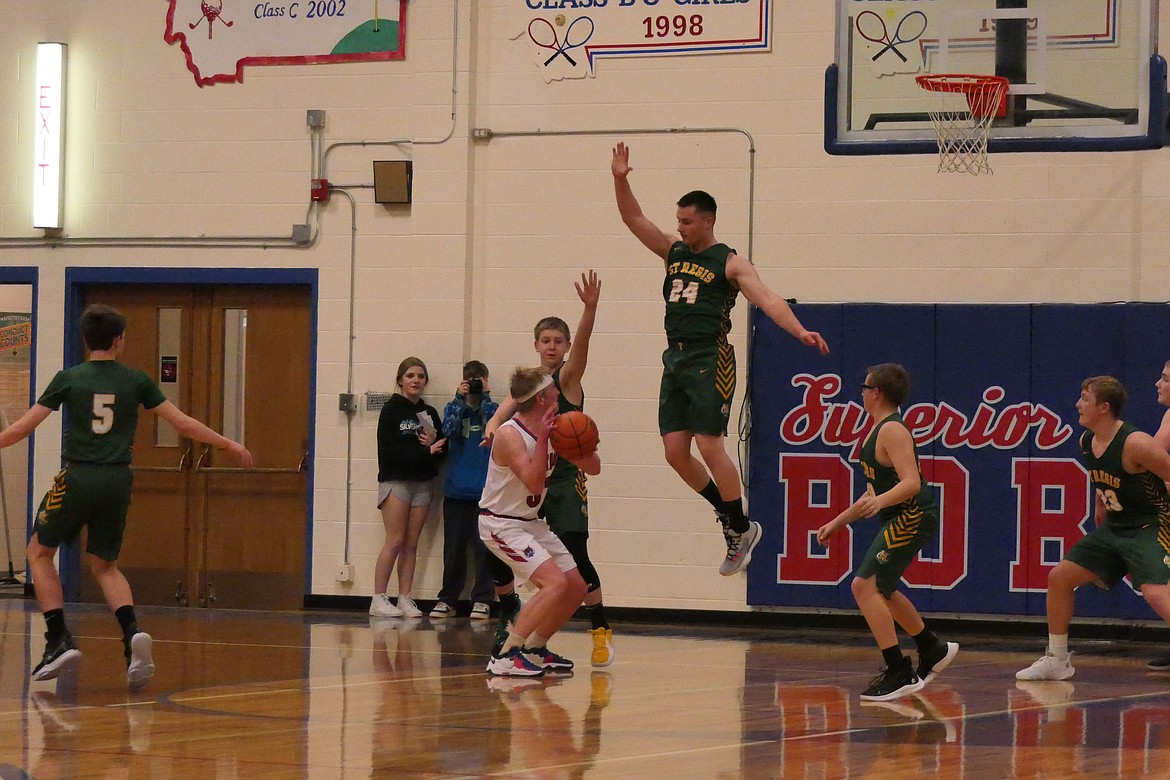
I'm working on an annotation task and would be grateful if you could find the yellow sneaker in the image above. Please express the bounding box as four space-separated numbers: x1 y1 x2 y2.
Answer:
589 627 614 668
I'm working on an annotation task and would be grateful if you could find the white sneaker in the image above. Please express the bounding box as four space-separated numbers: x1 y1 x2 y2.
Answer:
126 632 156 690
369 594 403 618
470 602 491 620
719 519 762 576
397 595 423 618
1016 651 1074 681
429 602 454 619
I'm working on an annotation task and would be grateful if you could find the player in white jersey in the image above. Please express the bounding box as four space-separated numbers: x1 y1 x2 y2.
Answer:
480 367 601 677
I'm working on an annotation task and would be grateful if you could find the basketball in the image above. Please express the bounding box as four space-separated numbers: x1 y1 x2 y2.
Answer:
550 411 599 460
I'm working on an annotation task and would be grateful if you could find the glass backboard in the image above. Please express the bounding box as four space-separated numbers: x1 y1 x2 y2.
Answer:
826 0 1166 155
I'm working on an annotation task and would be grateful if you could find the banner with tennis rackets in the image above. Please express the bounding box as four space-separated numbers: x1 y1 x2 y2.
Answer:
746 303 1170 621
512 0 772 82
165 0 407 87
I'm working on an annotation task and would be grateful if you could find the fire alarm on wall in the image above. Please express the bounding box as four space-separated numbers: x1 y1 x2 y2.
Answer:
310 178 331 202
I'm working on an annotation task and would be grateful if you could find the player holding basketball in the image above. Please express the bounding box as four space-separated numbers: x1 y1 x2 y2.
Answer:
484 272 616 667
481 367 600 677
611 142 829 575
1017 376 1170 681
0 304 252 688
816 363 958 702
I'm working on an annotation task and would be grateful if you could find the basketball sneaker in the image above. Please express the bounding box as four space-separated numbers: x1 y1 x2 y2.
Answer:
126 632 156 690
491 596 522 657
32 631 81 682
397 595 423 619
428 601 455 619
719 519 762 576
1016 651 1074 681
470 602 492 621
916 641 959 684
522 646 574 673
860 658 924 702
369 594 403 618
589 627 614 668
486 647 545 677
1148 655 1170 671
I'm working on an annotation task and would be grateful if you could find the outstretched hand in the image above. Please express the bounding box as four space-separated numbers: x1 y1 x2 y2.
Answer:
611 143 632 179
575 269 601 309
800 330 830 355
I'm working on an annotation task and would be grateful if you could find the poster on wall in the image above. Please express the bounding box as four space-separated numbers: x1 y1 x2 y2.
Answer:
746 303 1170 621
511 0 771 82
165 0 407 86
0 314 31 366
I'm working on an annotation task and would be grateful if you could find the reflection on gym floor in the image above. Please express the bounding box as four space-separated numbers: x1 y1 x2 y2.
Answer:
0 599 1168 777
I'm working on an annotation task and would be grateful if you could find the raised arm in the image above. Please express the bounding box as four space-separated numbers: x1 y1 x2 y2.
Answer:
558 270 600 405
727 254 829 355
0 404 53 449
612 142 674 262
152 401 253 467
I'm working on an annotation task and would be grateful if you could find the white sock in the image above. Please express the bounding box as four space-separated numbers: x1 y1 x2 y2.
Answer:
1048 634 1069 659
526 633 549 649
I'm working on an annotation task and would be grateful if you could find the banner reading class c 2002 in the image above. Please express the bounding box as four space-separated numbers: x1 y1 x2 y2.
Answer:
165 0 406 87
512 0 771 82
746 303 1170 621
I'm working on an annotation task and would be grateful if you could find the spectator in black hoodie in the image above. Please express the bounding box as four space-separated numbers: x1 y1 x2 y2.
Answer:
370 357 446 619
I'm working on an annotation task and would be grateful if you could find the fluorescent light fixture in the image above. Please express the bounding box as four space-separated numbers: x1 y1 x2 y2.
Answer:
33 42 67 230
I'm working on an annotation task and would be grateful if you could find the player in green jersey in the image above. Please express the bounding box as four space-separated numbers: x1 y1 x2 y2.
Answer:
612 142 829 576
1147 362 1170 671
1017 376 1170 681
816 364 958 702
0 304 252 688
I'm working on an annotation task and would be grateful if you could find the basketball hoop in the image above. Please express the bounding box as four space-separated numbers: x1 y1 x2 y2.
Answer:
916 74 1009 175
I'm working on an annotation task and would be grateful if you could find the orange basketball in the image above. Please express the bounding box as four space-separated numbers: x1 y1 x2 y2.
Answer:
549 411 599 460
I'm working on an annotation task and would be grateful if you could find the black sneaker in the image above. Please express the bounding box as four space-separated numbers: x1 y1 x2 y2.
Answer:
32 631 81 682
1148 656 1170 671
916 641 959 684
491 597 522 657
860 658 924 702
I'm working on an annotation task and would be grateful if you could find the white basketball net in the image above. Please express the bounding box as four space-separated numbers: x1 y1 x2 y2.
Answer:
919 76 1008 176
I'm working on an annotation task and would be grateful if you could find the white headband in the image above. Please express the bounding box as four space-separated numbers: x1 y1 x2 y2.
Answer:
515 373 553 403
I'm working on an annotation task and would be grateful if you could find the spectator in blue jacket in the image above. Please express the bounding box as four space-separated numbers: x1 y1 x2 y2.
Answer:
429 361 499 620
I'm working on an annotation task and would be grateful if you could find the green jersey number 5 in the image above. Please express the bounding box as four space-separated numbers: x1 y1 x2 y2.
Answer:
92 394 116 435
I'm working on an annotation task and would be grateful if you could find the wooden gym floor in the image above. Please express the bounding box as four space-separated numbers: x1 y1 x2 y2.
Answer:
0 598 1169 778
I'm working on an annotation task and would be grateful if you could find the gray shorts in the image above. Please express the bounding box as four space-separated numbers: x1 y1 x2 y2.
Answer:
377 479 434 509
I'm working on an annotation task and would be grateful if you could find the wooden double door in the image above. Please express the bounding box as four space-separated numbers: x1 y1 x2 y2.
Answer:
78 284 311 610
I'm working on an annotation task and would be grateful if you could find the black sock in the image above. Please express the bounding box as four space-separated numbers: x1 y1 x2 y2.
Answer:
698 480 723 511
44 609 67 643
912 626 940 653
500 591 521 614
115 605 139 646
881 645 906 670
586 602 609 631
722 498 749 534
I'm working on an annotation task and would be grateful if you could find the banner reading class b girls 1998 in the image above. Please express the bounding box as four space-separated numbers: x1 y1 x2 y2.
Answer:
746 303 1170 620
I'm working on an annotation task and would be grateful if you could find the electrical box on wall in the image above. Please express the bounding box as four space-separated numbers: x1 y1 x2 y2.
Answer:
373 160 412 205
